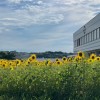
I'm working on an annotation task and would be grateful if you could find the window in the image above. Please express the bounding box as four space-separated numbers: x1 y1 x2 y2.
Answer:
81 36 83 45
89 32 91 42
75 40 76 47
79 38 80 46
77 40 78 47
75 40 77 47
99 27 100 38
74 41 75 47
91 31 94 41
83 36 85 44
76 38 81 47
80 37 82 45
87 33 89 43
97 28 100 39
86 34 88 43
84 35 86 43
94 29 97 40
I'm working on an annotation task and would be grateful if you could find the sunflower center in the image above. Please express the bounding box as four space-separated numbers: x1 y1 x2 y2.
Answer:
63 58 66 60
16 61 19 64
92 56 95 59
57 62 60 64
97 58 99 60
79 53 82 57
32 56 35 59
3 64 5 67
56 59 59 61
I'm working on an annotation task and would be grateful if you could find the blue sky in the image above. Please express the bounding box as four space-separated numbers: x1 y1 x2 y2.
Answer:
0 0 100 52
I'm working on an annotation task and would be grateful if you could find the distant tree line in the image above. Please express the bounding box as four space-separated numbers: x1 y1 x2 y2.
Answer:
0 51 15 60
0 51 73 60
31 51 73 58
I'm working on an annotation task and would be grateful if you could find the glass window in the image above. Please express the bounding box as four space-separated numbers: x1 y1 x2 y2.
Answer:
89 32 91 42
94 30 97 40
91 31 94 41
84 35 86 43
99 27 100 38
87 33 89 43
75 40 76 47
80 37 82 45
86 34 88 43
77 39 78 47
83 36 85 44
82 36 85 45
97 28 100 39
74 41 75 47
81 37 83 45
81 37 82 45
79 38 80 46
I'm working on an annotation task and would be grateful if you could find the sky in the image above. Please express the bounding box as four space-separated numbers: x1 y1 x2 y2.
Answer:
0 0 100 53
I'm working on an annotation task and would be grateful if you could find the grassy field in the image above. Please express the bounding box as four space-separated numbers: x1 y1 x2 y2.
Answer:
0 52 100 100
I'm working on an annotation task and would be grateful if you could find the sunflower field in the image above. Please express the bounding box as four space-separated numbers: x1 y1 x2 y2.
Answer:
0 51 100 100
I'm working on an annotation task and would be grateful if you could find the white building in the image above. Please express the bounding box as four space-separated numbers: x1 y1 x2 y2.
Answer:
73 13 100 55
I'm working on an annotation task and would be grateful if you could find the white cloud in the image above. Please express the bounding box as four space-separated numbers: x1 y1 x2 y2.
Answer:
0 4 65 28
8 0 21 3
7 0 33 3
0 0 100 52
54 0 100 5
0 27 10 33
1 0 99 28
87 0 100 5
37 1 43 5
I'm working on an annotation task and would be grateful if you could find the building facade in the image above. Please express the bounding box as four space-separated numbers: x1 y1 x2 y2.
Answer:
73 13 100 55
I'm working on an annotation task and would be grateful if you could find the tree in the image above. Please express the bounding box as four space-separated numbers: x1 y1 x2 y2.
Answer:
0 51 15 60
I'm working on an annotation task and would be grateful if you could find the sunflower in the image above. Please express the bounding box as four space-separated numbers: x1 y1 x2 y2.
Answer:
90 54 96 60
39 61 46 66
11 61 17 67
27 58 32 62
74 56 82 62
2 63 6 67
47 61 52 66
55 58 60 62
24 60 29 66
67 57 73 62
95 57 100 61
21 60 24 63
45 59 51 66
56 61 62 66
87 59 93 64
9 61 12 66
0 60 9 68
62 57 67 61
37 62 41 66
30 54 36 60
77 51 84 58
16 59 21 66
74 56 79 62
